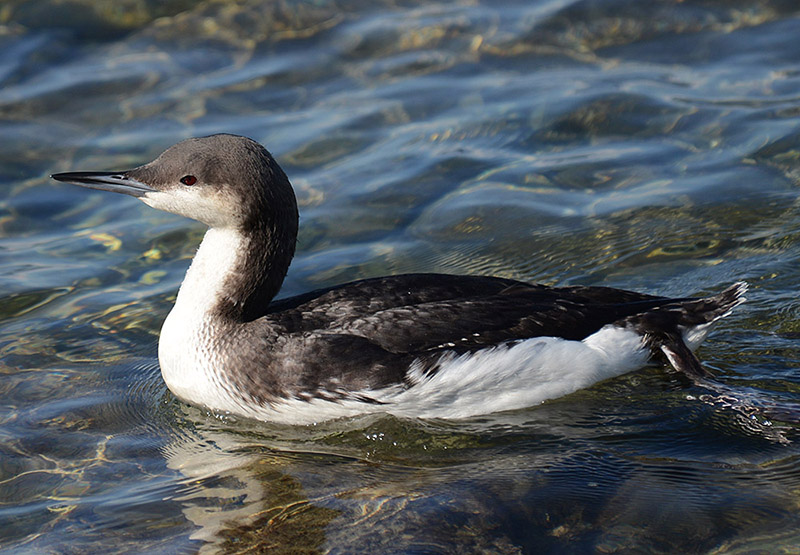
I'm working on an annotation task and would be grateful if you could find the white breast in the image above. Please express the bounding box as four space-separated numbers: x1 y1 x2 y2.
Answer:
158 228 254 414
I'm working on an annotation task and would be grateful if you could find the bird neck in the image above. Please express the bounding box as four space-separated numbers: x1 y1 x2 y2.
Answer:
175 222 296 323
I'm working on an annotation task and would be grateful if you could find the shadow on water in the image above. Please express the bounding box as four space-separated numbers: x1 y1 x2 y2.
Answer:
1 0 800 551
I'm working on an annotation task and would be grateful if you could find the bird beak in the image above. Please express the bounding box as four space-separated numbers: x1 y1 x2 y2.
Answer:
51 171 155 198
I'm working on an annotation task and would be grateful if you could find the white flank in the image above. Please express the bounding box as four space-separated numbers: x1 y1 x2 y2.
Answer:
242 325 651 425
383 325 650 419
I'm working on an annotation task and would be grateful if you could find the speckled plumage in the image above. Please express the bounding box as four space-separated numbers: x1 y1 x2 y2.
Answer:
52 134 747 424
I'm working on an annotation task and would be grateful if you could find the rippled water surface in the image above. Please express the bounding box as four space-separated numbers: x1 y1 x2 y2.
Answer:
2 0 800 552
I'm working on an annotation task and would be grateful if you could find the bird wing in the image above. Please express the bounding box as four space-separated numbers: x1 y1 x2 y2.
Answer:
265 273 672 355
251 275 744 398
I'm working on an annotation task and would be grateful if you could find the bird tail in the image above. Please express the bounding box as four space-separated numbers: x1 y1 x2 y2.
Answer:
624 282 748 382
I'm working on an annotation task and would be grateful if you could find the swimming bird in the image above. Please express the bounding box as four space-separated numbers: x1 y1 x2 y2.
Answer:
52 134 746 424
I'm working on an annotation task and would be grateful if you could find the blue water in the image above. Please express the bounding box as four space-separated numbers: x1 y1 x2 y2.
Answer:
2 0 800 552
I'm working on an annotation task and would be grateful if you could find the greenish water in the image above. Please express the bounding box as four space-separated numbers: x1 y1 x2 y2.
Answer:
2 0 800 552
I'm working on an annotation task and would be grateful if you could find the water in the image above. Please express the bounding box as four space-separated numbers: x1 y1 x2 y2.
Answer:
2 0 800 552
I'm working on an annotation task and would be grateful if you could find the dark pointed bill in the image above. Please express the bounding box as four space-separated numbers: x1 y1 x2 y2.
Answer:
51 171 154 198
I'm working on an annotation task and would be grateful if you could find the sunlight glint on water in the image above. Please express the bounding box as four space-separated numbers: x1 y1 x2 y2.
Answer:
1 0 800 551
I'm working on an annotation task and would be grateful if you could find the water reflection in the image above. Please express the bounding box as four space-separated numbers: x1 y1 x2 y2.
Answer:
161 391 800 553
1 0 800 551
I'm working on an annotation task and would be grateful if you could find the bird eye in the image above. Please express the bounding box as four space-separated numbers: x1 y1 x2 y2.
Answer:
180 175 197 186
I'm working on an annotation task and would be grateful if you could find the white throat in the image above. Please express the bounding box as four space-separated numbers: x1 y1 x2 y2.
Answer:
174 227 248 315
158 227 249 408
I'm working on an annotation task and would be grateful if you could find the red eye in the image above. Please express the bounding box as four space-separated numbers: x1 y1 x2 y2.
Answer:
180 175 197 186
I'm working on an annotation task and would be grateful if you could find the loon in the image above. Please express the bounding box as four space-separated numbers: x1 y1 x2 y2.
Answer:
52 134 746 425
